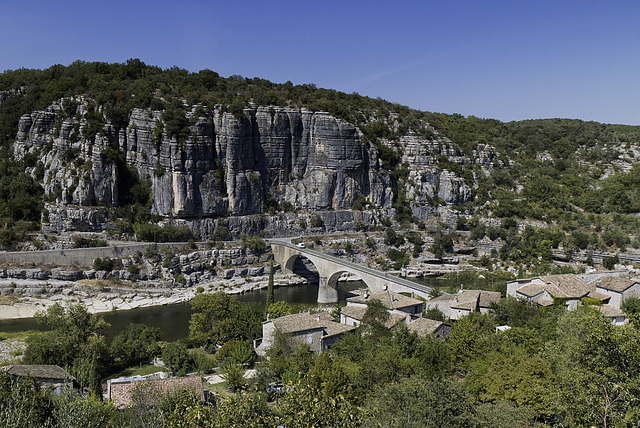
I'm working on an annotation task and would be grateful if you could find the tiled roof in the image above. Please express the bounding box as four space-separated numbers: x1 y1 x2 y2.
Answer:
340 305 407 329
272 312 328 334
340 305 367 321
407 318 447 337
322 321 356 338
586 290 611 302
272 311 355 337
347 291 423 310
1 365 74 381
540 274 590 298
593 276 638 292
478 291 502 308
598 304 625 318
428 289 500 311
516 283 547 298
107 376 204 409
441 290 479 310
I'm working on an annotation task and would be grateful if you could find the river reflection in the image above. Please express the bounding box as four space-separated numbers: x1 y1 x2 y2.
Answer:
0 280 366 342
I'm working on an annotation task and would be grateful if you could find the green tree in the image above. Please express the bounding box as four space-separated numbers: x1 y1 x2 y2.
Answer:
189 292 262 346
0 372 55 427
446 312 495 371
23 303 111 396
360 298 391 339
266 261 274 310
109 323 161 369
545 309 640 427
369 376 476 428
162 342 192 376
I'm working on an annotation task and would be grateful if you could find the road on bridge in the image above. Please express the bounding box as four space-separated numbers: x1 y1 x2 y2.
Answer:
268 238 433 301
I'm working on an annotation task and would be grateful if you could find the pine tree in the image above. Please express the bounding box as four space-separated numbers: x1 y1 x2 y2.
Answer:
266 261 275 314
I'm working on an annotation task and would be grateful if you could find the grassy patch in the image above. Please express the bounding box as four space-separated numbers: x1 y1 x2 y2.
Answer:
0 330 43 341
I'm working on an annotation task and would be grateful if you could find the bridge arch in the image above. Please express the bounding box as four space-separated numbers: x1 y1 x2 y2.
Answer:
270 241 432 303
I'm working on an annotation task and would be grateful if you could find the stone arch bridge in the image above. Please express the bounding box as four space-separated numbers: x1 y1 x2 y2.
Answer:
270 239 432 303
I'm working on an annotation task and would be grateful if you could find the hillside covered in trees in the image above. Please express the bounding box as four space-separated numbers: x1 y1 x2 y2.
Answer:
1 59 640 267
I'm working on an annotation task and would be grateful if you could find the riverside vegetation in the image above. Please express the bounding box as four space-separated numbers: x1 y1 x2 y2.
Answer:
4 296 640 426
3 60 640 426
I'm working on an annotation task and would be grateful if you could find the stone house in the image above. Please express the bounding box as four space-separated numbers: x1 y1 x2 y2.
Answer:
105 375 204 409
598 304 627 325
406 317 451 339
593 276 640 308
255 312 355 356
339 305 411 330
424 289 501 320
507 273 640 311
344 291 424 316
1 365 74 394
340 290 450 338
506 274 610 310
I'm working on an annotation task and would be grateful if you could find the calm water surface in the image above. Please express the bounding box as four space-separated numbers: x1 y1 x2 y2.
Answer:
0 280 366 342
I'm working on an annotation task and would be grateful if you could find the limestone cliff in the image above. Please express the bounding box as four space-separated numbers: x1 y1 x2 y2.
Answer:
12 99 499 236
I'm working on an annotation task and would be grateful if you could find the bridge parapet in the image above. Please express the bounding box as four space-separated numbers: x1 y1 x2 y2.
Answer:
269 240 432 303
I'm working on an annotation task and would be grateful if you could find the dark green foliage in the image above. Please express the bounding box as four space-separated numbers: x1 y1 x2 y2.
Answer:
212 220 229 241
72 235 107 248
163 101 190 144
134 222 193 242
360 298 391 339
266 330 314 384
352 193 366 210
266 261 274 309
0 372 55 427
189 292 263 347
240 234 265 253
0 169 43 224
370 376 476 428
384 227 404 247
214 339 256 366
92 257 123 271
431 231 455 259
110 323 161 368
309 214 324 228
622 296 640 316
23 303 111 396
162 342 192 376
387 248 409 269
425 306 445 321
603 254 619 270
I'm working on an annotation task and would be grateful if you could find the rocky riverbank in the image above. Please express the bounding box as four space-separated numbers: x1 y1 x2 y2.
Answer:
0 271 308 321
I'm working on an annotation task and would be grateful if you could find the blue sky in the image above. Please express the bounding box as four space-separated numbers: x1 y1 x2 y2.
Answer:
2 1 639 125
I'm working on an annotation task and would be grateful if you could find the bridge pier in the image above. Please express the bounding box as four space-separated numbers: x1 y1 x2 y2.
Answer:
317 275 338 304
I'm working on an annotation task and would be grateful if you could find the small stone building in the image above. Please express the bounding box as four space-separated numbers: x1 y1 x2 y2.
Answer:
424 289 501 320
105 375 204 409
340 305 410 330
345 291 424 315
406 317 451 339
506 274 608 310
255 312 355 356
507 273 639 313
598 304 627 325
1 365 74 393
593 276 640 308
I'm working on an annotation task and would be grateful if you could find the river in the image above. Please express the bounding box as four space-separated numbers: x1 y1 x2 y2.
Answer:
0 276 444 342
0 280 367 342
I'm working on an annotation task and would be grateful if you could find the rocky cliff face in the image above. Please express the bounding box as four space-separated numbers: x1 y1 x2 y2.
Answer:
12 99 499 236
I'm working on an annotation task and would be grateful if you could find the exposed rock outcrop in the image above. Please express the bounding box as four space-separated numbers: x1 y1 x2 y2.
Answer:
12 100 502 236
